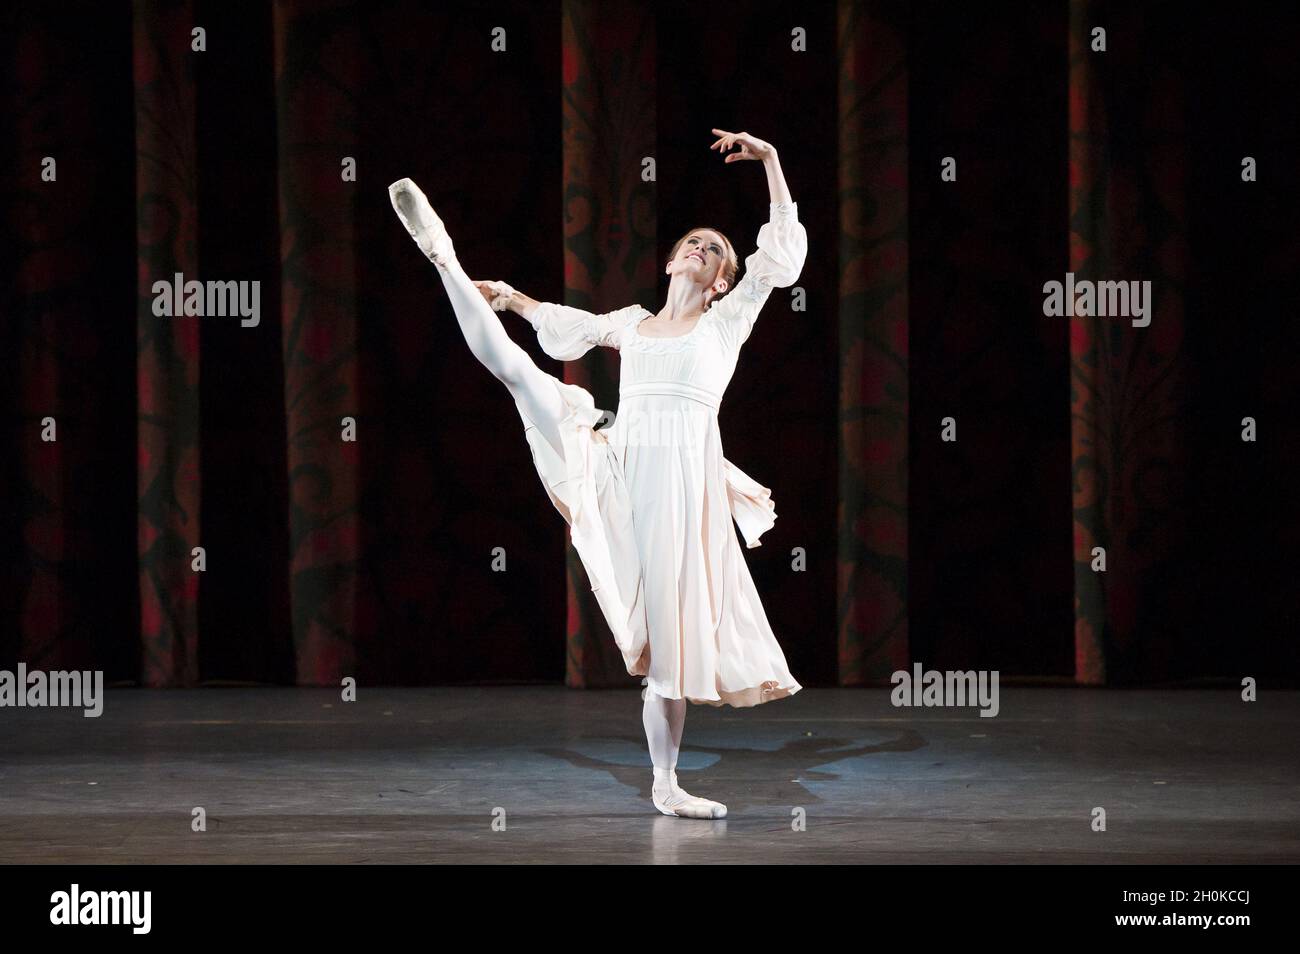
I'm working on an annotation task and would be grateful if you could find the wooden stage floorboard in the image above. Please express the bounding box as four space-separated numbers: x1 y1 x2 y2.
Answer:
2 688 1296 864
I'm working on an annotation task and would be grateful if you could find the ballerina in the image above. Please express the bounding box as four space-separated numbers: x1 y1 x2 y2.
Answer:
389 128 808 819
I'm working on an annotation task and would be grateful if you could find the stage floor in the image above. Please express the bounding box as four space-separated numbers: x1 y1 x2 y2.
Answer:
2 687 1296 864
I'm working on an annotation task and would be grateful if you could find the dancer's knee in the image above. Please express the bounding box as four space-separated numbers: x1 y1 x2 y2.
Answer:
478 336 532 385
494 360 530 391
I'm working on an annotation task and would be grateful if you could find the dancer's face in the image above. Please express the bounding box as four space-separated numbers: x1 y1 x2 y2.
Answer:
667 230 729 297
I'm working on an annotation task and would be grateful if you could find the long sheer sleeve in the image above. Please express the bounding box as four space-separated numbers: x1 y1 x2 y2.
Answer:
526 302 642 360
709 201 808 350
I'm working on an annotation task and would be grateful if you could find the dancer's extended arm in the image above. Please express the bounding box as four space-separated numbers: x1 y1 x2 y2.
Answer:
503 288 541 322
470 280 541 321
472 277 638 360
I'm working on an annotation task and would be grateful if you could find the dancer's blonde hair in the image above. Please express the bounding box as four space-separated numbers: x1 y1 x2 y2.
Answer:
667 227 739 299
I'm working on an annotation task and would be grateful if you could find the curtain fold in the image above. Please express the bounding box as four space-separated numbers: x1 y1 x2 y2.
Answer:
273 0 362 684
1068 0 1188 684
836 0 909 685
134 0 202 686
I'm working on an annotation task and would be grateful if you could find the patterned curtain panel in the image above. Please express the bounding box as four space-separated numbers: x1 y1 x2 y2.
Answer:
2 5 136 677
559 0 657 688
836 0 909 685
1068 0 1187 685
134 0 202 686
273 0 362 684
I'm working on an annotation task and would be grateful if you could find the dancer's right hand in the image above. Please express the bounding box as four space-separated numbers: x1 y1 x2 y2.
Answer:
473 280 517 312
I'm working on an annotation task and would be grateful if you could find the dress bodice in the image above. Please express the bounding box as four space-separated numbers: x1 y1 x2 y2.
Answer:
612 306 740 413
525 200 808 418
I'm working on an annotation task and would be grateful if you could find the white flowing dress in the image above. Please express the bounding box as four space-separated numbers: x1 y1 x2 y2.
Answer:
514 201 807 707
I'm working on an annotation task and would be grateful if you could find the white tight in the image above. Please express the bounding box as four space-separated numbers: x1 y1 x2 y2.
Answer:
433 250 720 816
433 256 567 458
643 687 726 817
642 687 687 772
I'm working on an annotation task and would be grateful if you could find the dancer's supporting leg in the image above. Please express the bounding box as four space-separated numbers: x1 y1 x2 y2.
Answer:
642 687 728 819
389 179 566 457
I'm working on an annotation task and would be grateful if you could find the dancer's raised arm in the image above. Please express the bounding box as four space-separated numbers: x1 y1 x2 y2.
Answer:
706 129 807 350
710 128 793 205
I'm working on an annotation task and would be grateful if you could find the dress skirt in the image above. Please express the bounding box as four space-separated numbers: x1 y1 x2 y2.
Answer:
514 373 802 708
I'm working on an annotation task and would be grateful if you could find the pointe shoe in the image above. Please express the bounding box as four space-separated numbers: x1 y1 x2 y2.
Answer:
388 177 456 268
652 770 728 819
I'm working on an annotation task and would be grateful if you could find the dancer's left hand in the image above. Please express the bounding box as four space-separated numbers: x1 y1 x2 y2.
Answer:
710 129 775 162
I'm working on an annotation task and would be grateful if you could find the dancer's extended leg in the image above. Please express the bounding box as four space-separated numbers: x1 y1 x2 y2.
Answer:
389 178 566 457
642 687 727 819
435 258 567 457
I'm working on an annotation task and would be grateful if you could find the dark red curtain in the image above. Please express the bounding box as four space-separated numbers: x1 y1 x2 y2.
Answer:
1068 0 1189 684
837 0 909 685
274 0 363 682
2 3 137 678
908 1 1075 679
2 0 1296 688
1067 0 1299 683
134 0 202 686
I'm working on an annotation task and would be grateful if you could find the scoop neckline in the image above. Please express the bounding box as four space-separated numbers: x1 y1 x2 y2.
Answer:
633 308 708 341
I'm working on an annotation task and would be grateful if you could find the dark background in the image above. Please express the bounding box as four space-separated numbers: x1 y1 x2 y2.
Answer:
1 0 1296 689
